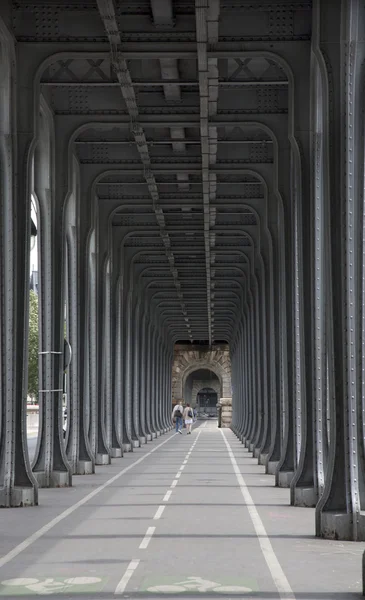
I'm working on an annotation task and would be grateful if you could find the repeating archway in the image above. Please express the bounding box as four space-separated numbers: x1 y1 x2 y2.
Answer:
174 358 231 401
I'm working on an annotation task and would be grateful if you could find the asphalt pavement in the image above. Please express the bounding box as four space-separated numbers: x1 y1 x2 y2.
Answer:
0 422 361 599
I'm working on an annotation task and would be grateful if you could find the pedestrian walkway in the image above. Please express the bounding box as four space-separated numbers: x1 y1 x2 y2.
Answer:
0 421 361 599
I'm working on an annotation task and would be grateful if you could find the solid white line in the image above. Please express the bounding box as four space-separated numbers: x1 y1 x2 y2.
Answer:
220 430 295 600
139 526 156 549
175 472 181 479
179 465 185 470
183 460 188 465
153 505 166 520
115 559 140 594
171 479 178 488
163 490 172 502
0 432 177 570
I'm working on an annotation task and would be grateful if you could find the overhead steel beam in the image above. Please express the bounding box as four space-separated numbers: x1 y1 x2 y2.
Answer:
96 0 193 341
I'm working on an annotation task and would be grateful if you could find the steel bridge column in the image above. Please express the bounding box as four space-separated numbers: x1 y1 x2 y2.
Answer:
65 225 94 474
138 311 149 442
110 276 124 457
141 311 152 441
132 299 144 445
32 115 72 488
121 289 133 452
253 264 268 458
155 330 164 434
160 342 167 432
314 0 365 540
147 321 156 439
0 29 38 506
289 44 318 508
151 326 161 437
125 290 139 449
274 147 296 488
93 243 111 465
236 324 244 439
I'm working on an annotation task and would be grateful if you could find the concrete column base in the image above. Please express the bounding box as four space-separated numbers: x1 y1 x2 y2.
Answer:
258 453 268 466
151 432 157 439
123 443 132 452
76 460 94 475
320 512 365 541
266 460 279 475
96 453 111 465
292 486 317 507
139 436 147 444
110 448 123 458
277 470 294 488
156 431 161 437
132 440 140 448
33 470 71 488
253 447 260 459
0 486 38 507
249 443 255 453
146 434 152 441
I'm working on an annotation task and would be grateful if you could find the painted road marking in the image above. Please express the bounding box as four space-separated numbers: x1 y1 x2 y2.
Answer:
145 576 255 594
175 473 181 479
153 505 165 520
163 490 172 502
0 576 103 595
115 559 140 595
221 430 295 600
171 480 178 488
0 433 177 570
139 527 156 550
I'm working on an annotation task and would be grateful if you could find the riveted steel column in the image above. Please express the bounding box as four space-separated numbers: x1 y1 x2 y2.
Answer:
275 145 296 488
152 326 161 436
253 260 268 458
246 289 256 450
110 273 124 457
141 311 152 441
65 225 94 475
132 299 144 444
138 311 149 442
315 0 365 540
124 290 139 449
0 25 38 506
154 333 161 434
158 335 167 433
164 343 171 430
103 263 113 451
289 42 318 507
237 322 245 440
64 158 94 474
266 230 282 475
95 249 111 465
146 320 157 439
32 107 72 488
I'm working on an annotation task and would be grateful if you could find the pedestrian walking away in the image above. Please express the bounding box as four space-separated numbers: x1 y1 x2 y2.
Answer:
172 403 184 434
183 403 194 434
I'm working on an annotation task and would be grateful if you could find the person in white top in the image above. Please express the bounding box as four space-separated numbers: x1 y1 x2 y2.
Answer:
183 403 194 434
172 403 184 434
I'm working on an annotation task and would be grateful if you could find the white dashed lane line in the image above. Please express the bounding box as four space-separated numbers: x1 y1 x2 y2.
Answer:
139 527 156 550
153 506 166 520
115 559 140 595
115 427 203 595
